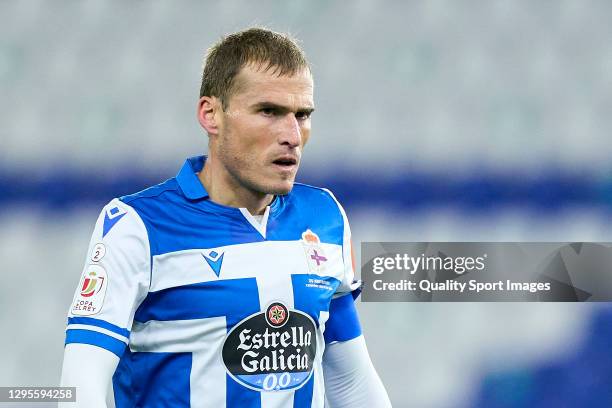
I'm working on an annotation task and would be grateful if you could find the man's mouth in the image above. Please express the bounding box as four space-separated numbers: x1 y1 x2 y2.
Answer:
272 156 298 168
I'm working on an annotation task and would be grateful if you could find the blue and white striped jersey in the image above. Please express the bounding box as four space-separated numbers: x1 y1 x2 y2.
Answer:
65 156 362 408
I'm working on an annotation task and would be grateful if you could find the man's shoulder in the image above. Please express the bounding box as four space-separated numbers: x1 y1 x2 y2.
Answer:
289 182 345 216
283 183 347 245
291 182 341 204
119 177 180 213
119 177 180 206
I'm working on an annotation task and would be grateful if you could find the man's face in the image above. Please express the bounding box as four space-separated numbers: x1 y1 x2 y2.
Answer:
213 64 314 196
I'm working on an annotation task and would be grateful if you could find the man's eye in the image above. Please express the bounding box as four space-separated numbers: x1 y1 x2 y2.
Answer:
296 111 311 120
261 108 275 116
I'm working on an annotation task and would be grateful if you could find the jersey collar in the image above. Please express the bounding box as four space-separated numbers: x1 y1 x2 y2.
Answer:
176 155 286 217
177 155 209 200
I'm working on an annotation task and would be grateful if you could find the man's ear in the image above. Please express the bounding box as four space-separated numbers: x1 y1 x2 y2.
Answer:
197 96 222 135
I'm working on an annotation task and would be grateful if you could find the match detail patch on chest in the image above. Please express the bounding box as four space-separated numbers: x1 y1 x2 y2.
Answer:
221 302 317 392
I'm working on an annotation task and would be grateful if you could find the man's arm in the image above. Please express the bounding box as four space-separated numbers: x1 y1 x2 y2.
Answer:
323 293 391 407
322 189 391 405
59 344 119 408
323 336 391 408
60 199 151 407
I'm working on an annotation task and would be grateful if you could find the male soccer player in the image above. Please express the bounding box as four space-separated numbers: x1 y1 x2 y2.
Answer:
60 28 391 408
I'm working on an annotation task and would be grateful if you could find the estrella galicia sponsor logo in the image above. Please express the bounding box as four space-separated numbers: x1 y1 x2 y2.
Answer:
222 302 317 392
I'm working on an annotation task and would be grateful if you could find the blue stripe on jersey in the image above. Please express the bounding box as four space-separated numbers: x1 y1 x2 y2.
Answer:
125 186 343 256
134 278 260 327
124 186 267 256
113 349 191 408
67 317 130 338
65 329 127 357
291 274 341 327
293 372 315 408
227 375 260 408
323 293 362 343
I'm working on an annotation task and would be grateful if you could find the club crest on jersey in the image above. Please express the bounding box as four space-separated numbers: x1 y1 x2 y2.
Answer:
222 302 317 392
71 265 108 316
301 229 328 273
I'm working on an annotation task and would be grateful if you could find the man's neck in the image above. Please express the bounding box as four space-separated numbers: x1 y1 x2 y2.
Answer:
198 157 273 215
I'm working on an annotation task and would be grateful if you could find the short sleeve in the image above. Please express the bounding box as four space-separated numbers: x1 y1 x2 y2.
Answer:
64 198 151 357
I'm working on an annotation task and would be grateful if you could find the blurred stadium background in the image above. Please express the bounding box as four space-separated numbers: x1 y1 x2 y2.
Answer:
1 1 612 407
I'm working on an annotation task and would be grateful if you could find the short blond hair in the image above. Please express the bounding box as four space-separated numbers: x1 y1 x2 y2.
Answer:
200 27 310 110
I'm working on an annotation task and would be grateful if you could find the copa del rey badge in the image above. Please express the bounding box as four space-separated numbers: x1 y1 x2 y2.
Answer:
302 229 328 273
71 264 108 316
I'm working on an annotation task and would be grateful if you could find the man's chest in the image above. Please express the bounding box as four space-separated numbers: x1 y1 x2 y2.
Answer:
130 236 345 392
140 235 345 325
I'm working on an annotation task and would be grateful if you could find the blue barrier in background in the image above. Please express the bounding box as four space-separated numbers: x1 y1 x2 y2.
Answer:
2 167 612 213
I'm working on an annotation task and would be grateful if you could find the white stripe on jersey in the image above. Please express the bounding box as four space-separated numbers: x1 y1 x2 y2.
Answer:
256 261 295 408
150 241 344 291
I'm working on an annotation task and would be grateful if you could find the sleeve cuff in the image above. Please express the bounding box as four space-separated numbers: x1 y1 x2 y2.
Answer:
324 292 362 344
65 329 127 358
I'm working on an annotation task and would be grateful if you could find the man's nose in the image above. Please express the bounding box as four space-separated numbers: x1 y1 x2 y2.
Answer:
278 114 301 147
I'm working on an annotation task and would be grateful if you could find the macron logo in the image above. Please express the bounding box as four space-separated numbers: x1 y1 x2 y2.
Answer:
102 206 126 238
202 250 224 277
